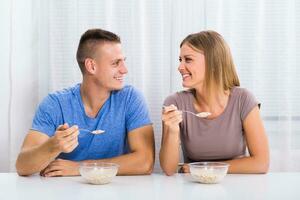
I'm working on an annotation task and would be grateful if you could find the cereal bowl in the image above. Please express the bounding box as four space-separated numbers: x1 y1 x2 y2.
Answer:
188 162 229 184
79 162 119 185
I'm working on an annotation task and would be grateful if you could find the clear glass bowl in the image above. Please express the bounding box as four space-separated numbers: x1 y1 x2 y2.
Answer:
79 162 119 185
188 162 229 184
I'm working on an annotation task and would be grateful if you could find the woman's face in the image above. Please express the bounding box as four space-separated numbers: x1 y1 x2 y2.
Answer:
178 43 206 89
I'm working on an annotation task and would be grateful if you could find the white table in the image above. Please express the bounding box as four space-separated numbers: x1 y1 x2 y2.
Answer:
0 172 299 200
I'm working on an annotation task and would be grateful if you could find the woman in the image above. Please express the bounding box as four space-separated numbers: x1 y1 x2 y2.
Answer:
160 30 269 175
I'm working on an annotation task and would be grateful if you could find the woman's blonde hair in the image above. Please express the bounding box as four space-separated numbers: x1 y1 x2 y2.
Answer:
180 30 240 105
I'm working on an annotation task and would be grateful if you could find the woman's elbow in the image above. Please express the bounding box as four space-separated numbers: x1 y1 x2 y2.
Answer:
253 156 269 174
160 163 177 176
163 169 176 176
159 159 177 176
257 160 269 174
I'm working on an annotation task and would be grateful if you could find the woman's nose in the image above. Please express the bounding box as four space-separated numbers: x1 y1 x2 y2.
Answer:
178 62 185 72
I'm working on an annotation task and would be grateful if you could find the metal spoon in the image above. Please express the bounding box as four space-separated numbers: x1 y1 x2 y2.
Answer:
162 105 211 118
79 129 105 135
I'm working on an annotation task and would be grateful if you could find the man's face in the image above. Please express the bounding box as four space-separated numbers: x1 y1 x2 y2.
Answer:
92 42 128 91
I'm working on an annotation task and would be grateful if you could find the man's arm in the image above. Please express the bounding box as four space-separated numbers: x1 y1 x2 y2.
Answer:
99 125 155 175
15 124 79 176
41 125 155 176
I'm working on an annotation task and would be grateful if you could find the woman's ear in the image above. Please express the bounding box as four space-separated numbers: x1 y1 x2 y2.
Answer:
84 58 96 74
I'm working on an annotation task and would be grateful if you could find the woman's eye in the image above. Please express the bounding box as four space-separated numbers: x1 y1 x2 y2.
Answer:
185 58 192 62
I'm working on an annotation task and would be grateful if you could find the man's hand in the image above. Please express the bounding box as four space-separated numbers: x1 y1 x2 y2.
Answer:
49 123 79 154
40 159 80 177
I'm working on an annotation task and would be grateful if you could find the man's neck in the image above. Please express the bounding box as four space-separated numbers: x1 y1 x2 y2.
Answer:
80 80 111 118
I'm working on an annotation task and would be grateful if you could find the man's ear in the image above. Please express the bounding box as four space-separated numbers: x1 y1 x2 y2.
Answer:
84 58 96 74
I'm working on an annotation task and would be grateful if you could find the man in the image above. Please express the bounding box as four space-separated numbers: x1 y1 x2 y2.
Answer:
16 29 155 176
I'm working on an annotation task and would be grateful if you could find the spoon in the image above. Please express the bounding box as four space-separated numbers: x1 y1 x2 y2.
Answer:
79 129 105 135
162 105 211 118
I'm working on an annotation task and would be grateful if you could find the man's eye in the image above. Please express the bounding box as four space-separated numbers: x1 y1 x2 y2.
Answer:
179 58 182 62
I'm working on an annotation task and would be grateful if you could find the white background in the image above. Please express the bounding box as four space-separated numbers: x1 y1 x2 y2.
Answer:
1 0 300 172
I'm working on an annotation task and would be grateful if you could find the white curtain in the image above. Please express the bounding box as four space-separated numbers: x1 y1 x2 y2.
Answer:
1 0 299 172
0 0 42 172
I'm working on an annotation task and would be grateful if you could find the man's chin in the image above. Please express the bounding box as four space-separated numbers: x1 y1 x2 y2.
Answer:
111 84 124 91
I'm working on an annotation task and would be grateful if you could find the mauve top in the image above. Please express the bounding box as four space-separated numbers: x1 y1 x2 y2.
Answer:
163 87 259 163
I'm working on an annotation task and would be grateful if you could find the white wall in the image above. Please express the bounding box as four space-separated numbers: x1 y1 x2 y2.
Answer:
0 0 11 172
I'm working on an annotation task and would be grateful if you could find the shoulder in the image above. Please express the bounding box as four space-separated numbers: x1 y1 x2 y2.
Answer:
231 87 257 102
49 84 79 99
231 87 259 120
39 84 79 109
164 89 193 106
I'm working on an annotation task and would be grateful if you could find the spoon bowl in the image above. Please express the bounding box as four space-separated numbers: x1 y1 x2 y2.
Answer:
79 129 105 135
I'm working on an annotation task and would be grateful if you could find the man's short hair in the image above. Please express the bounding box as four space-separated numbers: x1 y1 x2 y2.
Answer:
76 28 121 74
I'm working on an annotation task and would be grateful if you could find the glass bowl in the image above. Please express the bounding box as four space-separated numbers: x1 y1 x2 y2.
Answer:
79 162 119 185
188 162 229 184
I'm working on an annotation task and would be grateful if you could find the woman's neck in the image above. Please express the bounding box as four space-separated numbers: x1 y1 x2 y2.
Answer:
194 88 230 117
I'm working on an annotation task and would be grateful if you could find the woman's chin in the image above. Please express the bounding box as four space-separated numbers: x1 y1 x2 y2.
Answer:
182 83 192 88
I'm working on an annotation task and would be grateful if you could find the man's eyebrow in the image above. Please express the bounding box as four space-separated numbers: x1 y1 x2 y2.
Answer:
111 57 126 63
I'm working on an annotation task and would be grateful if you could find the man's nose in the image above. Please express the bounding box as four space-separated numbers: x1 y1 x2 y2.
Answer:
120 62 128 74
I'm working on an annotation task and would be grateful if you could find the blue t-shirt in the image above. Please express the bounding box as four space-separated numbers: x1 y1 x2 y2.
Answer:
31 84 152 161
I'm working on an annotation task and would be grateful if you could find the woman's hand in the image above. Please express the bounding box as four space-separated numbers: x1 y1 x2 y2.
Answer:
160 104 182 175
162 104 183 130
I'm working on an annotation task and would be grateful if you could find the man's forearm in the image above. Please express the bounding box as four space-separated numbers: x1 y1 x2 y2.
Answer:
16 140 60 176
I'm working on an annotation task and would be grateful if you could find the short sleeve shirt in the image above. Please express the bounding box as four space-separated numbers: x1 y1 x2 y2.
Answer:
31 84 152 161
163 87 258 162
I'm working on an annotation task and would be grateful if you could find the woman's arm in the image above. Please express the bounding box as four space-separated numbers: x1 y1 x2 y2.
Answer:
181 106 269 174
159 105 183 176
225 106 269 173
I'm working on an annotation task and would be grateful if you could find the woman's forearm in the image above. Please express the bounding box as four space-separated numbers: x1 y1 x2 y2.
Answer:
225 155 269 174
159 126 181 175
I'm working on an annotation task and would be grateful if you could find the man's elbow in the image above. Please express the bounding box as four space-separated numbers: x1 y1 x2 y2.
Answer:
16 169 30 176
15 157 37 176
15 162 29 176
140 158 154 175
